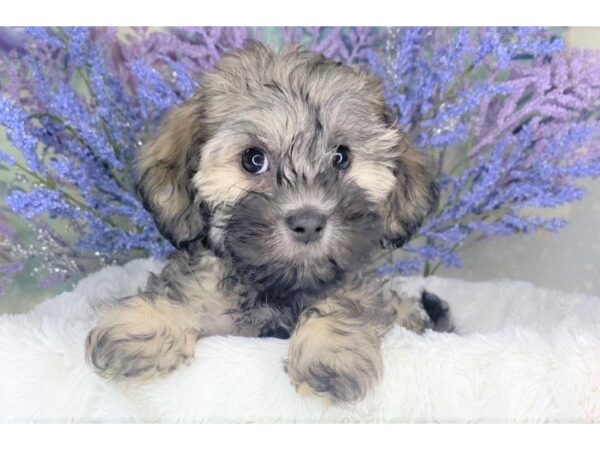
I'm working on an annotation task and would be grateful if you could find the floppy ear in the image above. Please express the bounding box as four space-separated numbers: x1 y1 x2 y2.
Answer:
135 99 206 249
381 132 438 248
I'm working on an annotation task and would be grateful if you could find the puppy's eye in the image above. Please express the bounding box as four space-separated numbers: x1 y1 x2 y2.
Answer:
241 148 269 174
333 145 351 170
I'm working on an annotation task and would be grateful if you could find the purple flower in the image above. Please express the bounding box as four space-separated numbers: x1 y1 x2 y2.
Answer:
374 27 600 274
0 97 42 172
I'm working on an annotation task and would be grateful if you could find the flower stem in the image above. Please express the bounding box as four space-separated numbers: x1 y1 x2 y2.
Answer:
12 161 121 228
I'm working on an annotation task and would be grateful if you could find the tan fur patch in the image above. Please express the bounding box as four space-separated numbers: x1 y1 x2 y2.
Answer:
192 145 254 206
387 290 432 334
347 159 396 202
136 100 199 217
86 295 199 380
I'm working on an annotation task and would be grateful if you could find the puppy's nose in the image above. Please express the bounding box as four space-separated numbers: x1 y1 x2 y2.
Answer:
285 209 327 244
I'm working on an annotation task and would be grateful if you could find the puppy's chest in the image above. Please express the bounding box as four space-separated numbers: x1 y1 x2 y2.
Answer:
248 291 321 339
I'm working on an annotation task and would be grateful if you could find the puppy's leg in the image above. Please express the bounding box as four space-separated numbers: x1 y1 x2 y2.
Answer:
286 283 395 403
85 252 273 380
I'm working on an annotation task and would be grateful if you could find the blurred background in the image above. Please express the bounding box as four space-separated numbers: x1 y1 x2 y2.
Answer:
1 27 600 314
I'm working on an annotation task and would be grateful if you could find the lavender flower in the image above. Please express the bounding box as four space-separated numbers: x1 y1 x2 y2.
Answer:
375 27 600 274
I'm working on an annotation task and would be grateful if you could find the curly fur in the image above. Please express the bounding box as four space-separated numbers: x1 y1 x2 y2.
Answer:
86 41 451 403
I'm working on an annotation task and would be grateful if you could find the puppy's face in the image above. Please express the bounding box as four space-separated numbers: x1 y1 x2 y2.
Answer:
136 43 436 293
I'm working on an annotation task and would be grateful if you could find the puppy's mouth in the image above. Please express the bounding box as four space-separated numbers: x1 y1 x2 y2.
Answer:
223 185 383 295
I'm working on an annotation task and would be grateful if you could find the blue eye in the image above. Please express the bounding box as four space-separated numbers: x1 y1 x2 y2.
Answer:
333 145 351 170
242 148 269 174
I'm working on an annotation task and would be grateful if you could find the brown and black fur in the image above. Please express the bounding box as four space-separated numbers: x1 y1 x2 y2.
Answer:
85 42 452 403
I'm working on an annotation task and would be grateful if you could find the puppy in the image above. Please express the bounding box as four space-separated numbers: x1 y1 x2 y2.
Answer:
85 42 452 403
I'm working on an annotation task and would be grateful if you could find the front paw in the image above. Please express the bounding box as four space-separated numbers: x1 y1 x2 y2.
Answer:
85 297 197 380
86 322 196 380
286 343 381 403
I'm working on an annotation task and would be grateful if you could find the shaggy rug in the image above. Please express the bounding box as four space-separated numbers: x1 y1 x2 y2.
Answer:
1 258 599 423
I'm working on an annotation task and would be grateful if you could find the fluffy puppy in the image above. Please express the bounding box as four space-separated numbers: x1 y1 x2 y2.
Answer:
85 42 452 403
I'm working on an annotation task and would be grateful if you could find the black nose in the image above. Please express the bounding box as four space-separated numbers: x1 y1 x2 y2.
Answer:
285 209 327 244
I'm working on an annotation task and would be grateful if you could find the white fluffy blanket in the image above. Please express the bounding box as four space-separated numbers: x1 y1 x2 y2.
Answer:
1 258 599 423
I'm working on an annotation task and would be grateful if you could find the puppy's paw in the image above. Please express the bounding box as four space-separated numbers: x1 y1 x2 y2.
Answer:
286 341 381 403
85 322 196 380
387 288 454 334
85 296 197 380
388 290 432 334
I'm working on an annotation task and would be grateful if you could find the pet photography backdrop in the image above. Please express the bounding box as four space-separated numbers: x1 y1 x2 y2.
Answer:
1 26 600 423
2 26 600 311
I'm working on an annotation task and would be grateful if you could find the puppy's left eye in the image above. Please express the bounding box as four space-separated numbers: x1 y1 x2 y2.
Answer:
333 145 351 170
241 148 269 174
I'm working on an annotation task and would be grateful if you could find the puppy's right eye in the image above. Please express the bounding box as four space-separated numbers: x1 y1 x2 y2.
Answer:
241 148 269 174
333 145 351 170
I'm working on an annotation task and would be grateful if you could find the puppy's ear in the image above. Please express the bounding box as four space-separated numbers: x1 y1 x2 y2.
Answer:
381 131 438 248
135 99 205 249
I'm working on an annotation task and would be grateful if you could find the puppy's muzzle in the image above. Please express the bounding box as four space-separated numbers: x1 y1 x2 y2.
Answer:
285 208 327 244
